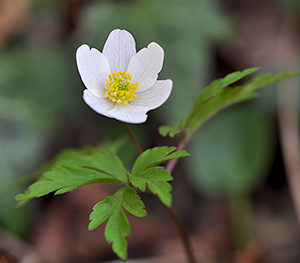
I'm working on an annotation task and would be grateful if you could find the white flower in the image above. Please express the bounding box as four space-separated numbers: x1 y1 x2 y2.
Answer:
76 29 172 124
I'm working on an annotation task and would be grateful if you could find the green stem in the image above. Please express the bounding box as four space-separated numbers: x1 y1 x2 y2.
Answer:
123 123 195 263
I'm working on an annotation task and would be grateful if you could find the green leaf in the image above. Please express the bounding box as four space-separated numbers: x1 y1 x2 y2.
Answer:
130 147 189 206
89 185 146 259
15 148 128 204
53 148 128 183
239 71 298 93
186 67 260 127
187 71 298 134
188 87 257 133
132 146 190 175
15 166 126 202
105 208 129 260
129 167 173 206
122 185 147 217
158 121 184 137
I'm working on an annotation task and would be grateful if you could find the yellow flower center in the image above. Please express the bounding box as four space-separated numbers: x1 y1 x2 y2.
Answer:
104 71 139 104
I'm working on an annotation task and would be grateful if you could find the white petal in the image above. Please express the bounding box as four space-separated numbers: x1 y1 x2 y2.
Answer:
102 29 136 73
83 89 114 118
76 44 111 98
127 42 164 92
107 103 148 124
133 79 172 110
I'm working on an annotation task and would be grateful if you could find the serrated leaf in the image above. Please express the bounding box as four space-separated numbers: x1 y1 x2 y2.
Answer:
53 148 127 182
89 187 124 230
15 148 128 204
132 146 190 175
105 209 130 260
122 185 147 217
89 185 146 259
130 146 189 206
15 166 126 203
187 71 298 134
129 167 173 207
186 67 260 126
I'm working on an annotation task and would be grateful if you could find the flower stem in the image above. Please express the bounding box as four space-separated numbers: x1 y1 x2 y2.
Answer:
123 122 143 154
123 124 195 263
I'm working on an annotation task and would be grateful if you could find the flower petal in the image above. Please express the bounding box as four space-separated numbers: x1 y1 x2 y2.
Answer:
107 103 148 124
83 89 114 118
102 29 136 73
133 79 172 110
76 44 111 98
127 42 164 92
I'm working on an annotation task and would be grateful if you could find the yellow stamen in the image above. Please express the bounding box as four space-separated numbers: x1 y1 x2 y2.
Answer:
104 71 139 104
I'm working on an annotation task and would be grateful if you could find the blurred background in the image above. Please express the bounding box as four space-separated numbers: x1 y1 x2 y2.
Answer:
1 0 300 262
